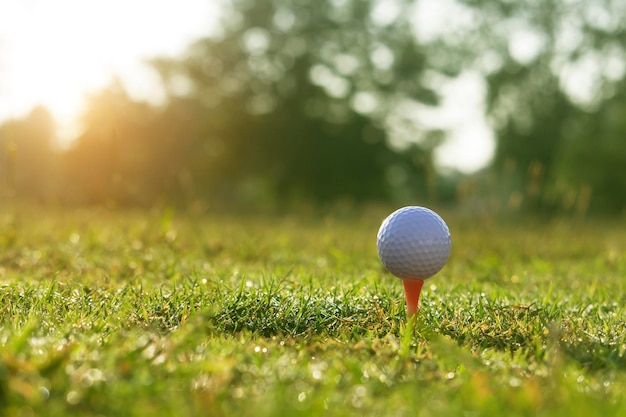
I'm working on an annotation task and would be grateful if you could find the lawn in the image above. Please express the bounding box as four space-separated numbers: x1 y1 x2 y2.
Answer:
0 206 624 416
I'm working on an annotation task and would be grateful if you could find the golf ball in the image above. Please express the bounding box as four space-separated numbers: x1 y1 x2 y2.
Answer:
377 206 451 279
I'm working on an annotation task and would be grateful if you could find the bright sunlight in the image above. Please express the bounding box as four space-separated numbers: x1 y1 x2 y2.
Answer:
0 0 220 140
0 0 493 172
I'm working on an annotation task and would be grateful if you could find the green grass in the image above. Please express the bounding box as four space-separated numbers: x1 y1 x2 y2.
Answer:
0 206 625 416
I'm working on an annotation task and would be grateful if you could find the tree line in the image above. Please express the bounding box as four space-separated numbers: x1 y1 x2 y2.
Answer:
1 0 625 214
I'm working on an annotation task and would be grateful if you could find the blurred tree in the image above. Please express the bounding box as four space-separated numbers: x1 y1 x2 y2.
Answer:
0 106 57 201
62 82 168 205
554 81 626 214
150 0 445 205
451 0 626 214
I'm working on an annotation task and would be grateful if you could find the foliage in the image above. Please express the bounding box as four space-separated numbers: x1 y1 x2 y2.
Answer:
148 0 444 204
0 107 57 201
451 0 626 213
52 0 445 206
554 83 626 214
3 0 626 213
0 206 625 416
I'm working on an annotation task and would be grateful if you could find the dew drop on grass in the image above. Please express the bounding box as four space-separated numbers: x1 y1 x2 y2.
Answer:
143 344 157 359
81 368 105 387
309 361 327 381
351 385 367 408
232 387 244 399
509 377 521 387
66 390 81 405
165 230 177 242
69 233 80 244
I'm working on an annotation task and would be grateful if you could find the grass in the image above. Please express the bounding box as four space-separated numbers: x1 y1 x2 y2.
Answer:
0 205 625 416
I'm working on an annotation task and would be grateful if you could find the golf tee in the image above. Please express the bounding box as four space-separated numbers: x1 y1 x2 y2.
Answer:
402 279 424 317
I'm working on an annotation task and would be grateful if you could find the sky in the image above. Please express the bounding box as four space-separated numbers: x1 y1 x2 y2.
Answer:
0 0 494 173
0 0 220 139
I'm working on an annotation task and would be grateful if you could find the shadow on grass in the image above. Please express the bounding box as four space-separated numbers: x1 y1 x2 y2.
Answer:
422 298 625 372
208 287 399 338
561 339 626 371
129 285 624 374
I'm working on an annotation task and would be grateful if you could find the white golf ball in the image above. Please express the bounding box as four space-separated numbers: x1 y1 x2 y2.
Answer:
377 206 451 279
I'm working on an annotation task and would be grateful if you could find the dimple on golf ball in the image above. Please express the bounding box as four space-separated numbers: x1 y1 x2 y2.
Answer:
377 206 451 279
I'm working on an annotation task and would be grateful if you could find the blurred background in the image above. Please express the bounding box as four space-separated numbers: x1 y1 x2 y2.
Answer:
1 0 625 216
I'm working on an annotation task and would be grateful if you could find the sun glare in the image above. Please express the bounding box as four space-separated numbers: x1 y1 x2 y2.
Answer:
0 0 219 141
1 0 493 172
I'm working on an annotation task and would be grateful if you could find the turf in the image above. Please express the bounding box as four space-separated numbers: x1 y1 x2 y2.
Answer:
0 206 624 416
